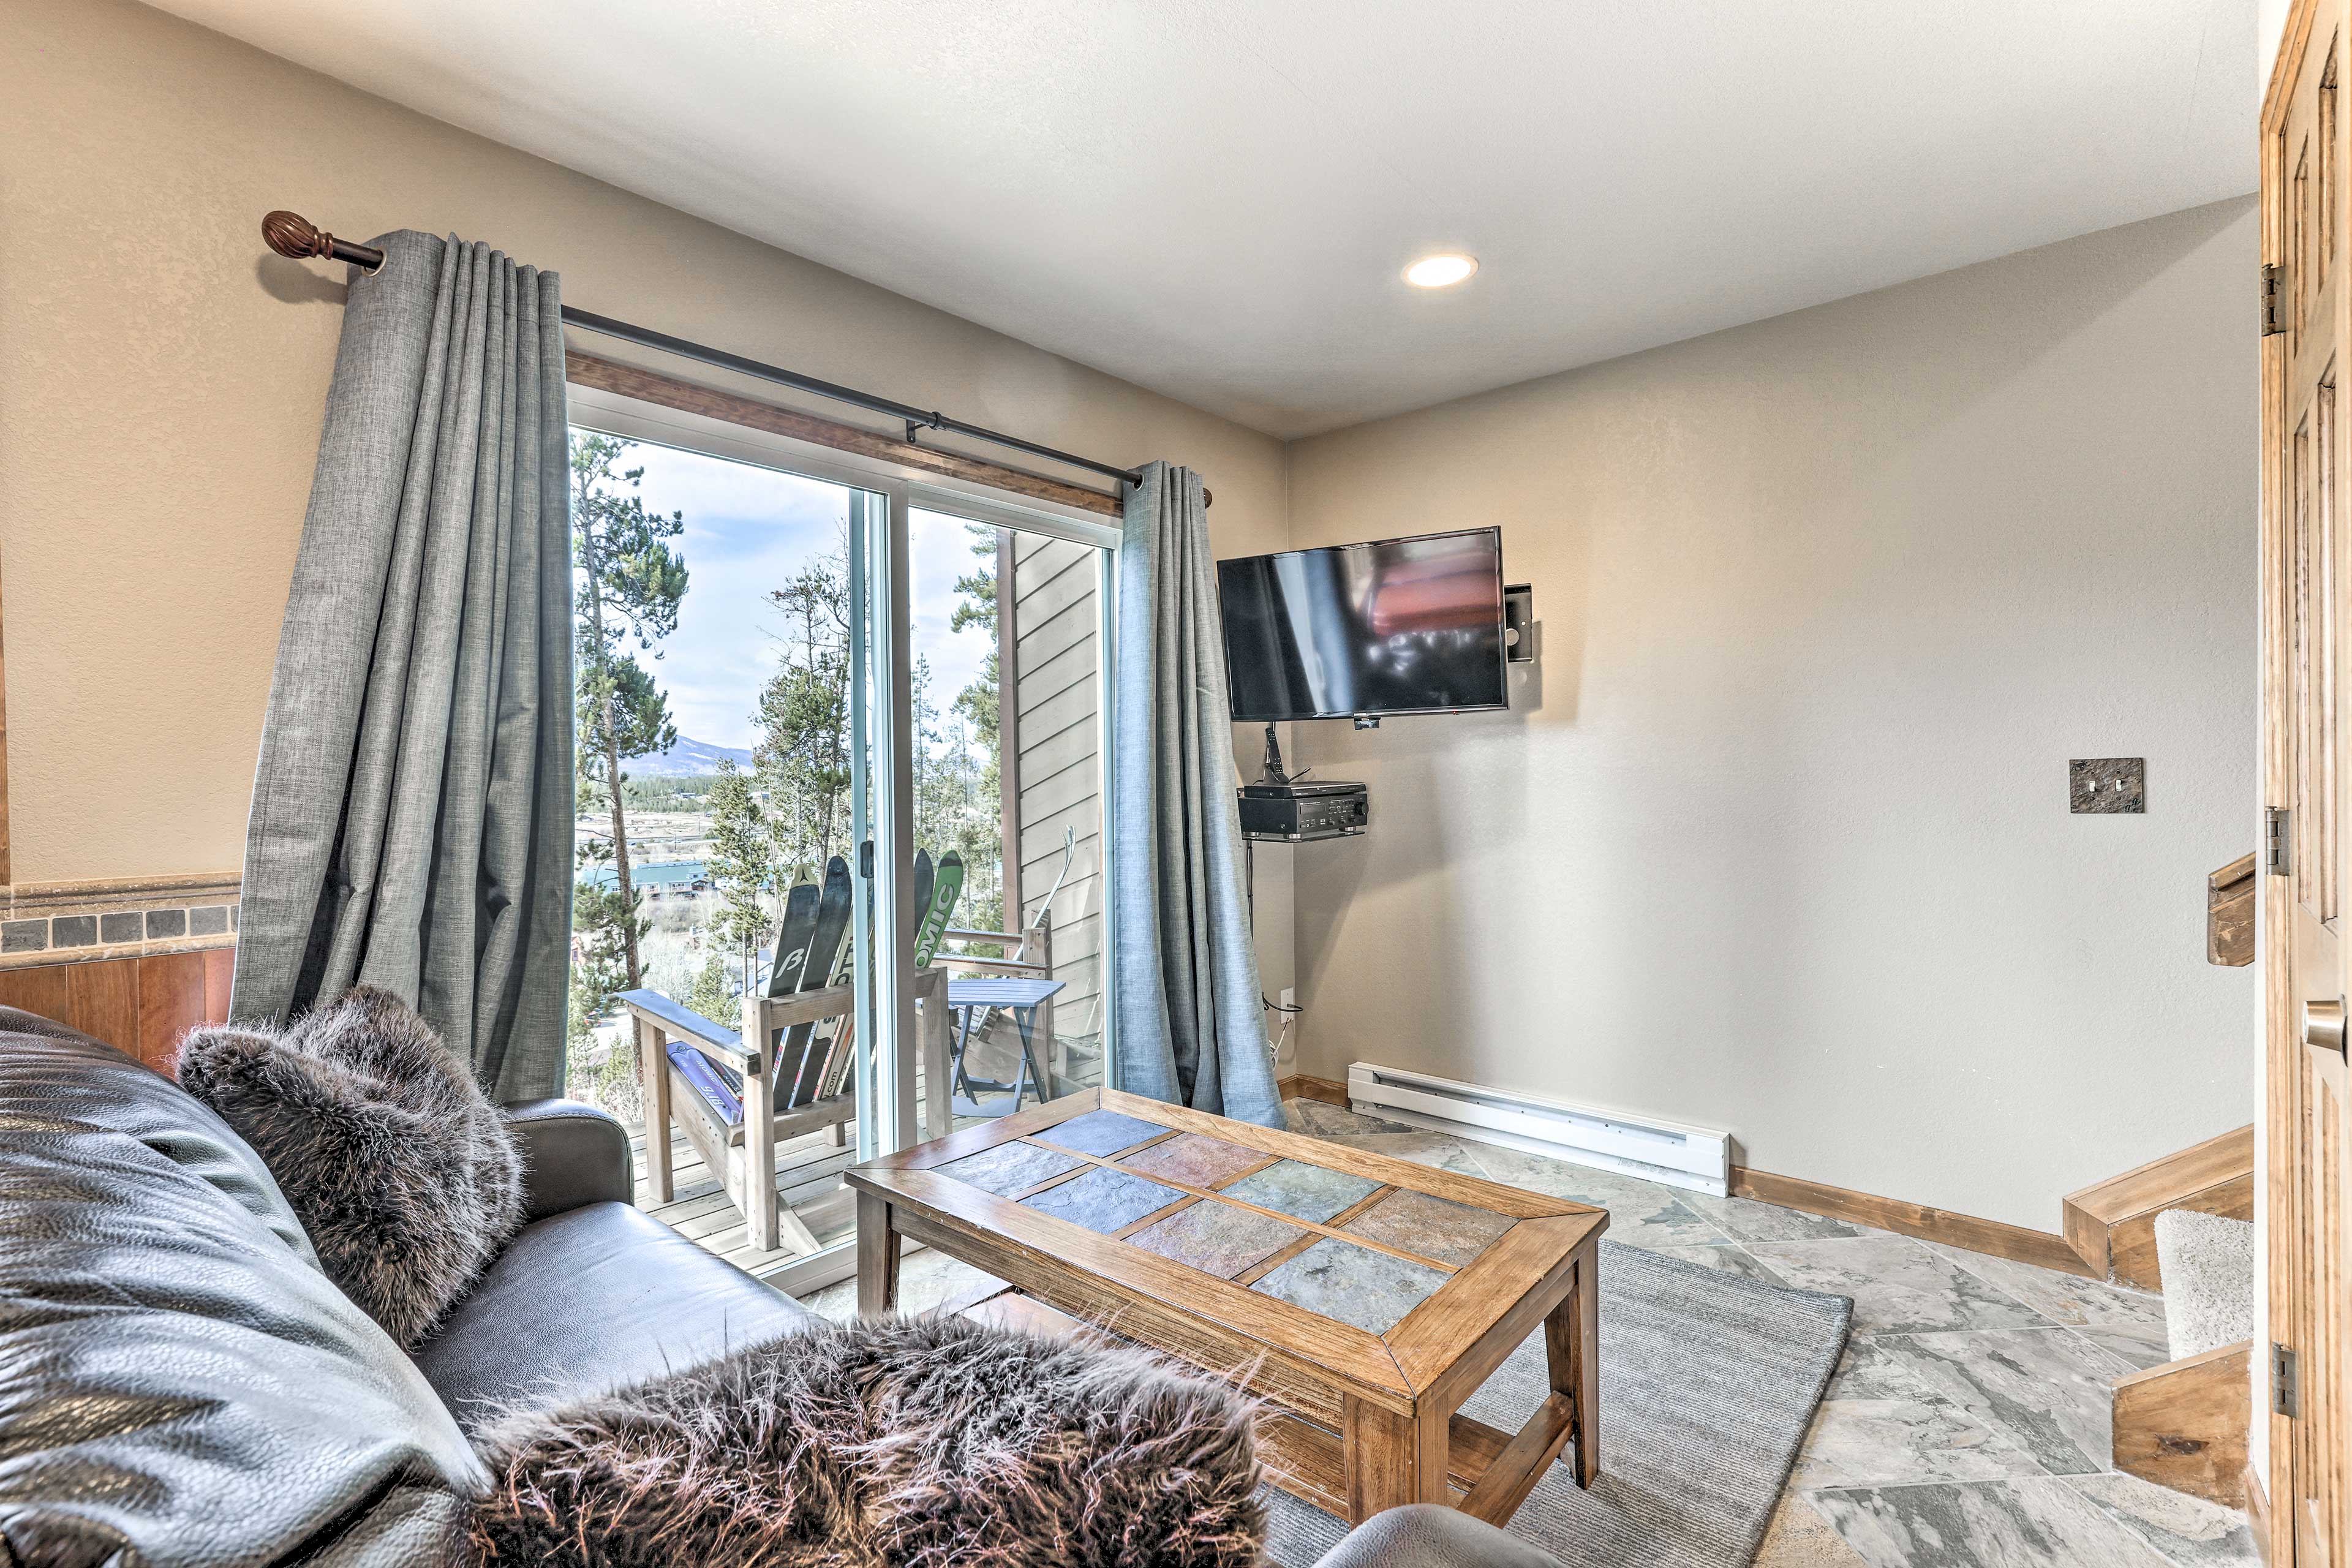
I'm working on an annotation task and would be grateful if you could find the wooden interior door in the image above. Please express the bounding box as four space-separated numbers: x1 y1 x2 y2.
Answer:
2269 2 2352 1560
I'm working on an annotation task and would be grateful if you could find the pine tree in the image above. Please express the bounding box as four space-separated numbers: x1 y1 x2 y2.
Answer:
705 758 777 962
570 431 688 1040
755 553 854 880
683 952 736 1025
949 526 1006 939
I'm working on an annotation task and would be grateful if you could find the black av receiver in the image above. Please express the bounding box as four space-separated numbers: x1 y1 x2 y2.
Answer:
1238 779 1370 842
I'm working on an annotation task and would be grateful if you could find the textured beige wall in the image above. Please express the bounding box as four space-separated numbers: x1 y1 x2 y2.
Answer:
0 0 1291 992
1283 199 2258 1229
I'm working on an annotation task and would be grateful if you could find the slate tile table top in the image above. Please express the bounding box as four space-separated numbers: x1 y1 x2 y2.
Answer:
845 1087 1608 1528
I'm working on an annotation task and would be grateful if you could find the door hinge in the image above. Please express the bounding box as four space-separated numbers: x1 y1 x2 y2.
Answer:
2267 807 2293 876
2264 263 2288 336
2274 1342 2300 1417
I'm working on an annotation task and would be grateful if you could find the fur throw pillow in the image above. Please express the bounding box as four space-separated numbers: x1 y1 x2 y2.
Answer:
177 984 524 1348
466 1313 1265 1568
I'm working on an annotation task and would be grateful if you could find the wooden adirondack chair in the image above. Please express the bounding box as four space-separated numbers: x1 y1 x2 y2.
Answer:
618 965 952 1254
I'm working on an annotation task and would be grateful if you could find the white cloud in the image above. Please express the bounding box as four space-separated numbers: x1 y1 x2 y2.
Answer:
586 435 1003 755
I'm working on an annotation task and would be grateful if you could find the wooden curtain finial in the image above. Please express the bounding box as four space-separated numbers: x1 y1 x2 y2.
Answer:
262 209 327 260
262 210 385 273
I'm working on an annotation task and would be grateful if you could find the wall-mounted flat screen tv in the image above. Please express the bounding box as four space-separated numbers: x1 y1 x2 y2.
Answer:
1216 526 1508 722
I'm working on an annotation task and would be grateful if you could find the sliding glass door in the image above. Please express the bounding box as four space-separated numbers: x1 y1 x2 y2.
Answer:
564 386 1116 1293
848 482 919 1158
908 504 1115 1116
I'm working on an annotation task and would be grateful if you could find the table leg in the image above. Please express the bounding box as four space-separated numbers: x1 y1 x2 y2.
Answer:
857 1191 900 1314
1013 1006 1051 1109
1343 1395 1450 1523
951 1003 977 1098
1549 1249 1601 1487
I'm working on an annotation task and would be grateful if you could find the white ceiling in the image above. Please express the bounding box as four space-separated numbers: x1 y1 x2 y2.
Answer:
153 0 2253 439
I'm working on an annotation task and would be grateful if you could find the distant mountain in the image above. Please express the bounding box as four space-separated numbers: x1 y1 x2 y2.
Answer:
623 734 755 778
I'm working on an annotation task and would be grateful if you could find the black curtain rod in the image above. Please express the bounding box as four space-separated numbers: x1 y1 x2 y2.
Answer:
260 211 1158 496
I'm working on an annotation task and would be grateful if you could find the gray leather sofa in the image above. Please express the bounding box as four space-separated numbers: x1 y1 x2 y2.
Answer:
0 1008 1551 1567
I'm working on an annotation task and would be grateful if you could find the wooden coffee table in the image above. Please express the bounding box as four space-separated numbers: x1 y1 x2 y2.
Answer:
845 1087 1607 1527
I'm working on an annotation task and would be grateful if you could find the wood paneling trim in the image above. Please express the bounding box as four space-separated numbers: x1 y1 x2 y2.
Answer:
68 959 140 1068
2248 1462 2276 1566
137 952 206 1071
1730 1165 2097 1278
2111 1340 2253 1506
2061 1125 2257 1287
2070 1125 2258 1221
567 353 1121 518
2211 852 2258 967
202 947 233 1022
0 965 70 1031
2105 1175 2256 1294
0 947 231 1071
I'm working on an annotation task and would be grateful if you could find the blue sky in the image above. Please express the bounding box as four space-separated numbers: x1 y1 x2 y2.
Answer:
592 434 993 753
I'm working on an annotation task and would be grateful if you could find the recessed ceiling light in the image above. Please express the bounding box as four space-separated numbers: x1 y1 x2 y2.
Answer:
1403 253 1478 288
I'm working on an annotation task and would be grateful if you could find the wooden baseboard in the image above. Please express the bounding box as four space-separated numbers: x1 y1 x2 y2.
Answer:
1286 1079 2190 1287
2062 1126 2255 1289
1276 1073 1349 1109
2110 1340 2251 1506
1730 1166 2097 1278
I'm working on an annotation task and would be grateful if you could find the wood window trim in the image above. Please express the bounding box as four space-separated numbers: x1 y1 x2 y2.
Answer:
564 353 1122 520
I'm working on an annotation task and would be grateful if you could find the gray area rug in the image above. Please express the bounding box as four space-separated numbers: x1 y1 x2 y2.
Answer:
1262 1240 1852 1568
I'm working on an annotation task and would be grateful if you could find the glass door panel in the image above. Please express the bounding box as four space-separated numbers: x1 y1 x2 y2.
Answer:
559 401 1115 1293
908 505 1112 1128
559 423 910 1284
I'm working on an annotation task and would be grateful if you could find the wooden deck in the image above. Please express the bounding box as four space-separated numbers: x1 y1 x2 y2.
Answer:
623 1035 1101 1284
625 1118 861 1283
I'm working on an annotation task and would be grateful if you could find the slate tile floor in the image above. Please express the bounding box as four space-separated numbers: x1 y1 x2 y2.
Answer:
1278 1098 2258 1568
801 1098 2258 1567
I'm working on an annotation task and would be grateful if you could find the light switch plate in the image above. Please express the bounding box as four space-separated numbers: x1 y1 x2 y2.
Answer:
2071 758 2145 814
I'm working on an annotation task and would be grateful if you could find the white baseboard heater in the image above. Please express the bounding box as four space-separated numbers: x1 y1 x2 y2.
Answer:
1345 1062 1730 1197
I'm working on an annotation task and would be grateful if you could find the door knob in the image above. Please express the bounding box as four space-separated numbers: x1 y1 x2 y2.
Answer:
2306 997 2346 1055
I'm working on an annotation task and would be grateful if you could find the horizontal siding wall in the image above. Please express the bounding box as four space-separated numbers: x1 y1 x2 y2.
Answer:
1011 533 1104 1063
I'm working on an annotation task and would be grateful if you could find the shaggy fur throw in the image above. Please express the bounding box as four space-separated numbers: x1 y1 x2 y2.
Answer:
466 1314 1265 1568
177 984 523 1348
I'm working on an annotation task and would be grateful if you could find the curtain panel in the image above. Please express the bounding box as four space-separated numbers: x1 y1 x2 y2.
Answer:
1110 462 1284 1126
232 230 574 1101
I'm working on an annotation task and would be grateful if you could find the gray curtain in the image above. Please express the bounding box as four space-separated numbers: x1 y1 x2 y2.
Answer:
1110 462 1283 1126
232 230 574 1102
